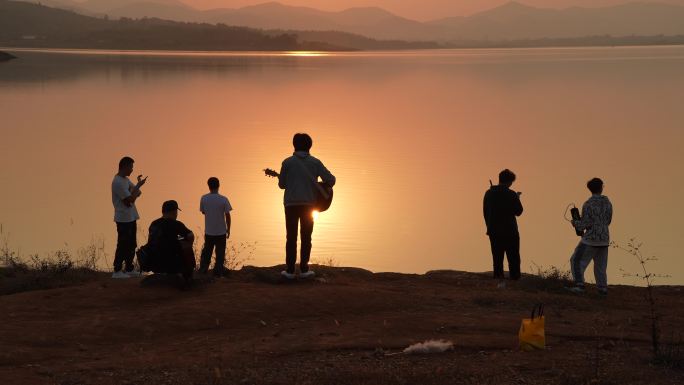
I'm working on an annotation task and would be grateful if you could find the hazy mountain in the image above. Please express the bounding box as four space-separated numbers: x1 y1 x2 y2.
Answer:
80 0 191 13
13 0 684 41
195 2 438 40
103 1 198 20
0 0 444 50
0 0 320 50
17 0 442 40
433 1 684 40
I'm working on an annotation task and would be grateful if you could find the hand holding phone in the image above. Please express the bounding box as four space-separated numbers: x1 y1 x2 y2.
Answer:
137 175 148 187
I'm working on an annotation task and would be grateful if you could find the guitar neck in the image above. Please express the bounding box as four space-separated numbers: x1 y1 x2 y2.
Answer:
263 169 280 178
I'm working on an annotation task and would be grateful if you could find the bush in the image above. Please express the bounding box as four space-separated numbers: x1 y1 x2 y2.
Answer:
519 263 573 292
0 229 106 295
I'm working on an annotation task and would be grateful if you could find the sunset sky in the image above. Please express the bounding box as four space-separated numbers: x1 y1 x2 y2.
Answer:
182 0 684 20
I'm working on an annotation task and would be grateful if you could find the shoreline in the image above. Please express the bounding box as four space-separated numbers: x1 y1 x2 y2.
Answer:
3 43 684 58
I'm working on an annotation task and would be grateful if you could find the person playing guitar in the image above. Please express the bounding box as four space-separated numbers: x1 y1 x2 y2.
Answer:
264 133 336 280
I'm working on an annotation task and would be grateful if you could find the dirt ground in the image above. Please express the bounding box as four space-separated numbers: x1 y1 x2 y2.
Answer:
1 266 682 385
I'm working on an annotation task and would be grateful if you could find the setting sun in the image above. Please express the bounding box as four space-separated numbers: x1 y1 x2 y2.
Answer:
312 210 320 220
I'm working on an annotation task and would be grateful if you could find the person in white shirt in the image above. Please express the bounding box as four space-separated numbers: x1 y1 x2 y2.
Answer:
199 177 232 277
111 156 147 279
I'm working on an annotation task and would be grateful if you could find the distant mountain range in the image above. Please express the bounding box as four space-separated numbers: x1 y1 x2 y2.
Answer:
17 0 684 41
0 0 441 50
0 0 327 51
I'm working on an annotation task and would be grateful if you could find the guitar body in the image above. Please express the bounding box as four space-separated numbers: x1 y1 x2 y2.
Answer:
264 168 334 213
315 182 333 212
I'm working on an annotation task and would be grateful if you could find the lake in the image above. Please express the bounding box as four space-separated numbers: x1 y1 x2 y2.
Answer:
1 46 683 285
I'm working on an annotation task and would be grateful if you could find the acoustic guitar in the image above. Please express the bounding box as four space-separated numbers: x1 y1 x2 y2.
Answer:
263 168 334 212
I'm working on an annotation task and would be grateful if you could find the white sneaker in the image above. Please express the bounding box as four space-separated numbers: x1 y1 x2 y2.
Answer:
280 270 296 280
300 270 316 279
112 271 130 279
126 270 142 277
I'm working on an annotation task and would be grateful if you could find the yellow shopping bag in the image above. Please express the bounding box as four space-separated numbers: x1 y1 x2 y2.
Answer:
519 304 545 351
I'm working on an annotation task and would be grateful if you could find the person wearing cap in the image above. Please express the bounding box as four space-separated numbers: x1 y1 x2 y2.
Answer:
144 200 195 282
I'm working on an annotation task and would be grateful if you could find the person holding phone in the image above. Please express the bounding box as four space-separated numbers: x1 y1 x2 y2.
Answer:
111 156 147 279
483 169 524 280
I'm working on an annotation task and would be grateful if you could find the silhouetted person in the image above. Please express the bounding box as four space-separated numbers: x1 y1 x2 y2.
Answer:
483 169 524 280
278 133 336 279
568 178 613 295
145 200 195 283
199 177 232 277
111 156 147 279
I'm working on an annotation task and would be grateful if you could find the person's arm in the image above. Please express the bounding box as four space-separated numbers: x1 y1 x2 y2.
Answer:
224 199 232 238
124 190 140 206
573 202 592 231
278 161 288 190
483 191 492 234
513 192 524 217
128 176 147 198
606 201 613 226
225 212 231 238
114 179 134 207
317 160 336 187
200 198 205 215
124 177 147 206
180 223 194 243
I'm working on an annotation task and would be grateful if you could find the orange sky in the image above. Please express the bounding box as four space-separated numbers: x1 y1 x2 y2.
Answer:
183 0 684 20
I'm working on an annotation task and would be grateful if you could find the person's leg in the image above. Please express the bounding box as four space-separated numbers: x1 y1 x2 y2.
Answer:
213 235 227 277
570 242 589 287
199 234 214 274
115 221 137 273
285 206 299 274
299 206 314 273
180 240 195 282
124 221 137 272
506 234 521 280
114 222 126 272
593 246 609 292
489 236 505 279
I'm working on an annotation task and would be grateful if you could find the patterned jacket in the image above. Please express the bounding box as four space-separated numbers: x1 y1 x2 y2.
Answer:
573 195 613 247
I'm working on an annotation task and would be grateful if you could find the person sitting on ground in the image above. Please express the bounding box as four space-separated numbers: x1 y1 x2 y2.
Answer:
199 177 232 278
140 200 195 283
568 178 613 296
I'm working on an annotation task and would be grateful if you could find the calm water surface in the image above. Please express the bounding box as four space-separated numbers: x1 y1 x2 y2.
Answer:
1 47 683 284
